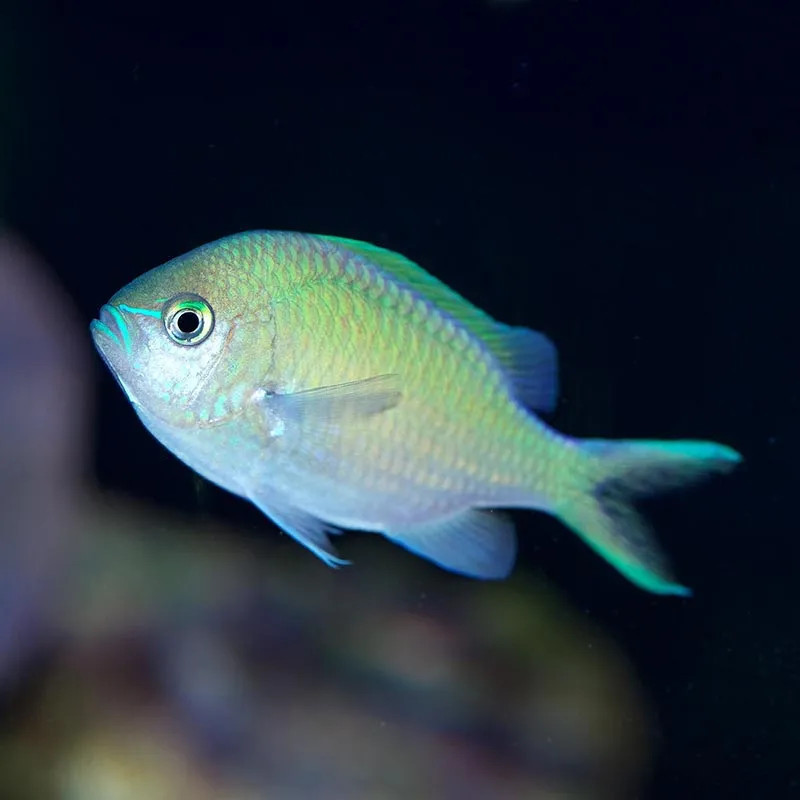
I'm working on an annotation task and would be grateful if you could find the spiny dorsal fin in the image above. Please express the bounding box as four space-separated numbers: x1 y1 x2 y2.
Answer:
317 235 559 412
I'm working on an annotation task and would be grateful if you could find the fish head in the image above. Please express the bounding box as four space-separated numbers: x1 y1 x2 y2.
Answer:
90 241 276 428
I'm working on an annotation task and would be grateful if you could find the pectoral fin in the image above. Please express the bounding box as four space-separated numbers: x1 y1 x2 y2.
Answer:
258 373 401 433
255 373 402 471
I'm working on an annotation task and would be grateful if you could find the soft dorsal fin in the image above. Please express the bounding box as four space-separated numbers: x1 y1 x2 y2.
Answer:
317 235 559 413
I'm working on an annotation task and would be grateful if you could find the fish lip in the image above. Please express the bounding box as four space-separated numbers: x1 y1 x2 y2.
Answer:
90 304 123 349
90 304 133 382
90 303 138 358
90 304 143 407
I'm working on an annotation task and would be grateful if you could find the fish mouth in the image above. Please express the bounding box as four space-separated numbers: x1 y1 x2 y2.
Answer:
90 302 137 379
90 304 132 356
90 304 142 406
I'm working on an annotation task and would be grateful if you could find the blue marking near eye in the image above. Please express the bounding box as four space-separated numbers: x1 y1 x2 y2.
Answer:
117 303 162 319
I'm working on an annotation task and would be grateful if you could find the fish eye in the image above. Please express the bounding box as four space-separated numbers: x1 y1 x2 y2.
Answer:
163 294 214 345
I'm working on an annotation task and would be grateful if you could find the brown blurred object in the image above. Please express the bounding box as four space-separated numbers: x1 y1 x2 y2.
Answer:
0 231 652 799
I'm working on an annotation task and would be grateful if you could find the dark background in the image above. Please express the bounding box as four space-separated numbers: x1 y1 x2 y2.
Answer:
5 1 798 796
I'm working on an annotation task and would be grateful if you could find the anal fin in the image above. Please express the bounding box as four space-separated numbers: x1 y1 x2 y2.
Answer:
383 509 517 579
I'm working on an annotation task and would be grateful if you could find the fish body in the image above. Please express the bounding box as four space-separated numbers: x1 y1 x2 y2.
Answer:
91 231 741 595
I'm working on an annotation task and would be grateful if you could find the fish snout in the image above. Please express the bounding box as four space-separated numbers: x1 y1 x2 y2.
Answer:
90 303 129 354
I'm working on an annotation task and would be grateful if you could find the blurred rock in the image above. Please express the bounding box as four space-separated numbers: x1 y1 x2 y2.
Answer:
0 233 651 799
0 232 88 688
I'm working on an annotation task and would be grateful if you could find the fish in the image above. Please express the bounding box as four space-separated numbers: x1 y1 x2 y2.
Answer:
90 231 741 595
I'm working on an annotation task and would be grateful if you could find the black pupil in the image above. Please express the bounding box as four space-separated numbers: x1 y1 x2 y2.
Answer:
177 310 201 334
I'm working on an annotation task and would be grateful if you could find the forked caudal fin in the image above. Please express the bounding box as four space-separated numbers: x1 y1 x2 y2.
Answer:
555 438 742 596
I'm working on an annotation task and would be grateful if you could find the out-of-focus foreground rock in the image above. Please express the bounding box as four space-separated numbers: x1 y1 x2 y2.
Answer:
0 233 652 799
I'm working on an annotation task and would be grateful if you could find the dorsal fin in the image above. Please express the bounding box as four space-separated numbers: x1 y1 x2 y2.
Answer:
320 235 498 334
317 235 559 413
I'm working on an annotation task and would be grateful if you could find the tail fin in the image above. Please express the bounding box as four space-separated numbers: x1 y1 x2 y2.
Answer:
555 439 742 596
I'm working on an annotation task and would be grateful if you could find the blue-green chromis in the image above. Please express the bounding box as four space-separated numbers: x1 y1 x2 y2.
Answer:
90 231 742 595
